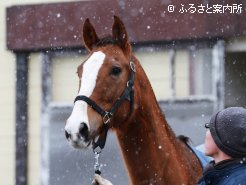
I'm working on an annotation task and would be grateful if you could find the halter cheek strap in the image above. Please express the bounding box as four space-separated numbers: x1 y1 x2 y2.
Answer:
74 60 135 152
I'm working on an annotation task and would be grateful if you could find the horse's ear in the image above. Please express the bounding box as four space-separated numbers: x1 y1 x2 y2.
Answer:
112 16 131 55
83 18 99 51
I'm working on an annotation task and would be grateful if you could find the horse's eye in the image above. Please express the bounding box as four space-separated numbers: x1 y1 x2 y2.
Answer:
110 67 122 76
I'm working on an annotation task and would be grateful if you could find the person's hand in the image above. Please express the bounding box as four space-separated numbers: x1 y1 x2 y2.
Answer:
91 174 114 185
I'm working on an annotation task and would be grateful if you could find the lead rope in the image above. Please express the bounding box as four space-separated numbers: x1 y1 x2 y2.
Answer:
94 149 102 175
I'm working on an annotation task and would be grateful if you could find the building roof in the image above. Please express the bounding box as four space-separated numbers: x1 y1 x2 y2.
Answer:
6 0 246 51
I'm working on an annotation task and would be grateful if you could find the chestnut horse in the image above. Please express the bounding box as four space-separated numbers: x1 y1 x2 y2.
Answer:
65 16 202 185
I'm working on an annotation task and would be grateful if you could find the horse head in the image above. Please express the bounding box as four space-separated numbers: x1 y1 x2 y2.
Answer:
64 16 204 185
65 16 134 149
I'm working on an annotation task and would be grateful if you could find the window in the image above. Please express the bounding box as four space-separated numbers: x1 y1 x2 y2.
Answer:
135 44 216 101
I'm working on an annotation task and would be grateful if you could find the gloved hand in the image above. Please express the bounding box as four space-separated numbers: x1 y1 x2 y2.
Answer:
91 174 114 185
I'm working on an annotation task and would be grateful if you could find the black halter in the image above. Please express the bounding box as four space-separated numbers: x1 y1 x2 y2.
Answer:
74 54 135 153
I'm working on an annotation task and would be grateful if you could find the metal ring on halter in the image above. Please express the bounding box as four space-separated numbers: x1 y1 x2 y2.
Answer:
127 81 130 87
102 112 112 124
130 61 136 72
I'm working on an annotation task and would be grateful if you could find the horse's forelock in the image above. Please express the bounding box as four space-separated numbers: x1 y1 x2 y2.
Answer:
95 36 119 47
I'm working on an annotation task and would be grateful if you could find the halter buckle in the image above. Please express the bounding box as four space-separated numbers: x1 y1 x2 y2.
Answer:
102 112 112 124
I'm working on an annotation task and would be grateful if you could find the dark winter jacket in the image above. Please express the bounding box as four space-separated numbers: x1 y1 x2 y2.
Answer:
197 158 246 185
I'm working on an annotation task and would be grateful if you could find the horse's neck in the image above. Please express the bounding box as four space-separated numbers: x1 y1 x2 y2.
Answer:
115 60 201 184
115 86 180 184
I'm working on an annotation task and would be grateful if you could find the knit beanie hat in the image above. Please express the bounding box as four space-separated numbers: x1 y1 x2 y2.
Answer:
208 107 246 158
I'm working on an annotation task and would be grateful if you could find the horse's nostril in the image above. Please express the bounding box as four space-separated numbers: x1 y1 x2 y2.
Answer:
79 123 89 138
65 130 71 140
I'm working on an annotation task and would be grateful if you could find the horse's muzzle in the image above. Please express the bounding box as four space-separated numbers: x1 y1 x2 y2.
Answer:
65 122 91 149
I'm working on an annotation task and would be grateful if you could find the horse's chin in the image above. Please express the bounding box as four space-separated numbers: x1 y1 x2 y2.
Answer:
67 130 101 150
69 139 92 149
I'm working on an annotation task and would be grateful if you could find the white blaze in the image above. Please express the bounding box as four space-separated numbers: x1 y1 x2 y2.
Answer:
65 51 105 137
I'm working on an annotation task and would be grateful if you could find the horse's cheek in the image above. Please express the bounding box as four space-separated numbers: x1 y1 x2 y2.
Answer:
87 107 103 134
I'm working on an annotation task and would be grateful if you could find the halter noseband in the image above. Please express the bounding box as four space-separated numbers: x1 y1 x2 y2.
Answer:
74 54 135 153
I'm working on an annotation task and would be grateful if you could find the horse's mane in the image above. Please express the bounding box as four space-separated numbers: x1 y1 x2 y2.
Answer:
96 36 118 47
177 135 191 144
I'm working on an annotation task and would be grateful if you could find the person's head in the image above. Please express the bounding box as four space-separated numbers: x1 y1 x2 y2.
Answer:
204 107 246 162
